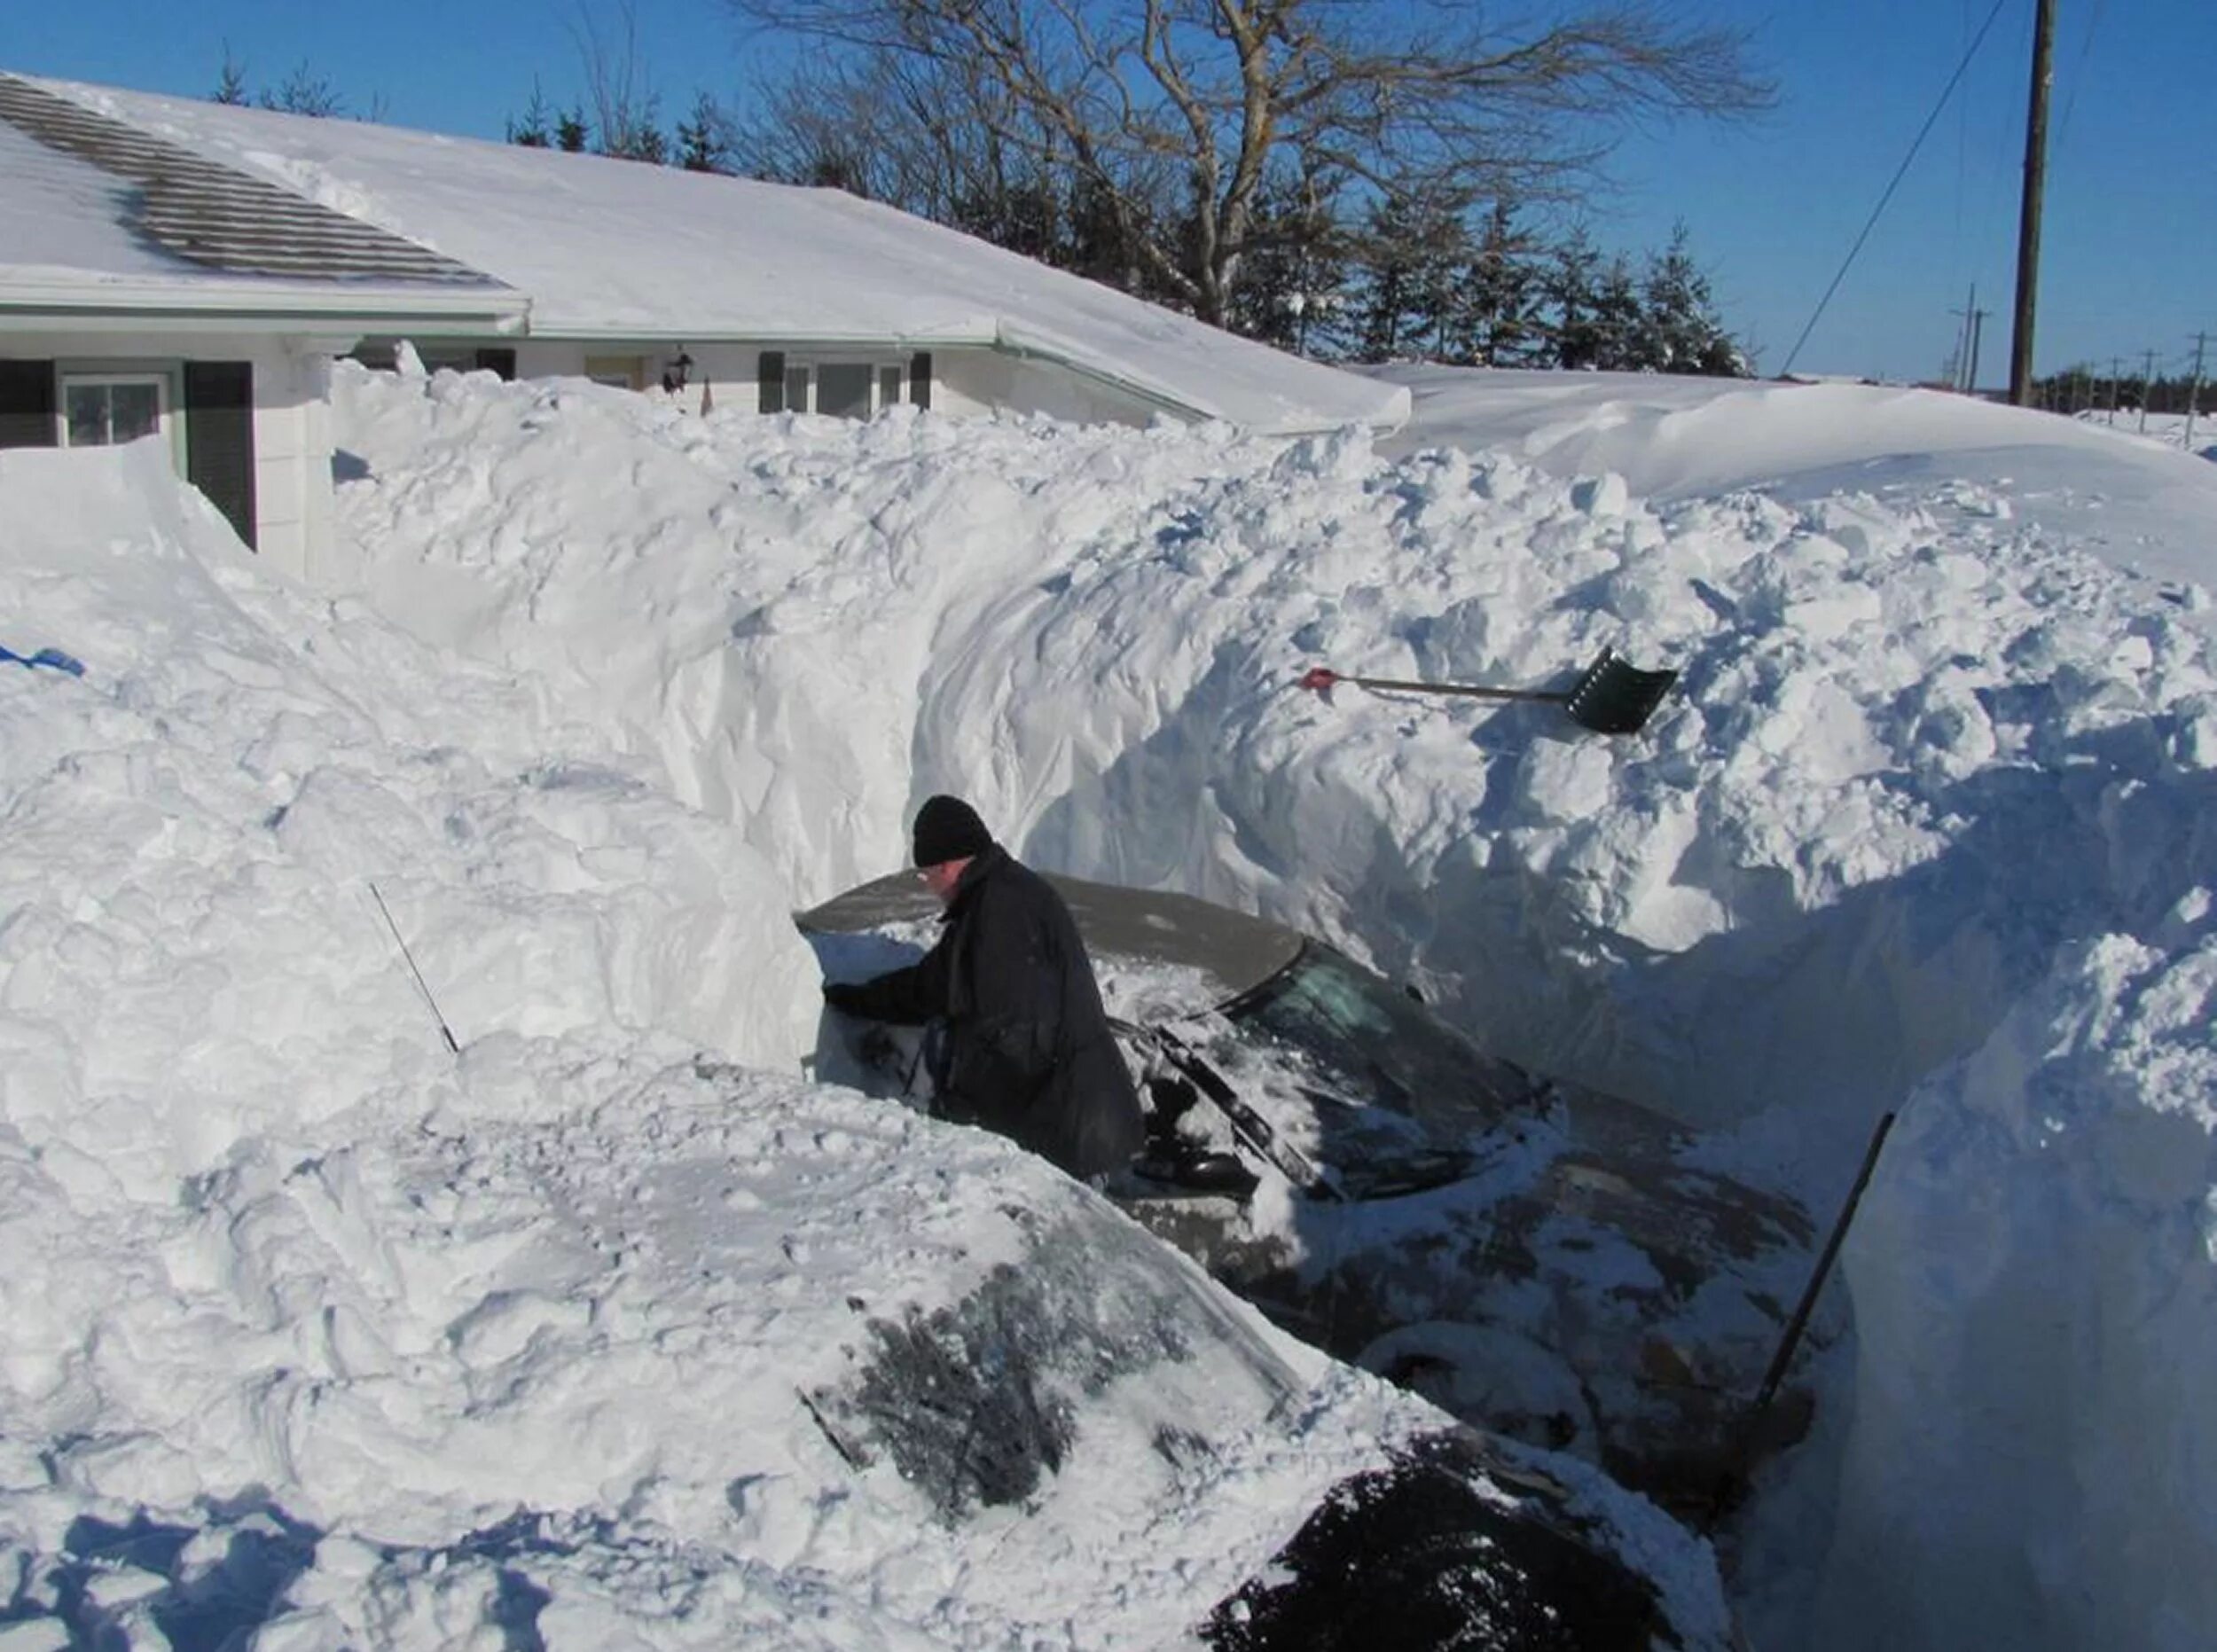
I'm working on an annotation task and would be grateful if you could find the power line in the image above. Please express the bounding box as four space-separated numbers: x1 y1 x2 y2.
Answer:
2054 0 2111 148
1782 0 2014 378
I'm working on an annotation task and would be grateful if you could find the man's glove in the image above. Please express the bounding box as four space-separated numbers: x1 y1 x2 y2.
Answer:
822 980 872 1014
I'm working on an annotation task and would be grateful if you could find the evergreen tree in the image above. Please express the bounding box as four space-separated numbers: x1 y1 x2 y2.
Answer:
213 50 249 106
1641 222 1742 376
1543 228 1603 369
557 107 591 153
260 62 347 118
600 106 669 164
1591 255 1645 369
507 85 553 148
676 92 731 173
1065 172 1145 294
1457 200 1544 366
210 51 348 118
1353 194 1465 364
1226 173 1349 356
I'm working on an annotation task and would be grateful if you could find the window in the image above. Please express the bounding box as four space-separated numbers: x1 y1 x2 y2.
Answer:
818 364 873 419
61 374 167 448
584 355 646 390
763 353 907 420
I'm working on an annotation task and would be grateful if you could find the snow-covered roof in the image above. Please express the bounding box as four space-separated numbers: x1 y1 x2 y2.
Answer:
0 73 525 332
14 72 1406 435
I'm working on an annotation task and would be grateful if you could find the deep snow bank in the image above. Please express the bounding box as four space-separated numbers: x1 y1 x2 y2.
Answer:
0 439 819 1141
331 362 2217 1651
1367 365 2217 608
2 441 1732 1648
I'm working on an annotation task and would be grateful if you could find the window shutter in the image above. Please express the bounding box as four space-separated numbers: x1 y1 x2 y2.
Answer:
758 350 787 414
474 348 517 381
184 361 258 551
0 359 57 449
908 351 932 411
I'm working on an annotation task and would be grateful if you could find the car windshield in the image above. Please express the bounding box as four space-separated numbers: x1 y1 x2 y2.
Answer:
1219 943 1545 1190
807 1198 1310 1523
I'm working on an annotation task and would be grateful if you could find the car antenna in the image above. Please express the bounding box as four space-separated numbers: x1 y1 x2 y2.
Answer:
368 881 462 1055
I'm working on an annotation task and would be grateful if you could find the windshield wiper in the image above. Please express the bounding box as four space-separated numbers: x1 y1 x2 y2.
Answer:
1113 1017 1340 1202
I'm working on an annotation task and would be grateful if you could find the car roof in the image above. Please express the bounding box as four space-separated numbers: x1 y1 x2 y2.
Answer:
797 866 1308 1004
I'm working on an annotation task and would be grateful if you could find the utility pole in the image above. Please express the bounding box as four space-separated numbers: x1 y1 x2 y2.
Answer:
1950 284 1986 392
1947 286 1973 389
2188 333 2209 454
2009 0 2056 405
2139 348 2157 434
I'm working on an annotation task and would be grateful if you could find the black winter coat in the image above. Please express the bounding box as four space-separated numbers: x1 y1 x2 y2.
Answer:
832 846 1144 1179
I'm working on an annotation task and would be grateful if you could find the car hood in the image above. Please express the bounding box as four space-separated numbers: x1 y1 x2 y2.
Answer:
798 867 1303 1019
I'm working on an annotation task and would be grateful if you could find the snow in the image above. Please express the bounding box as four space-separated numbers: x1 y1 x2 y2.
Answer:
19 74 1406 437
5 348 2217 1650
0 118 195 285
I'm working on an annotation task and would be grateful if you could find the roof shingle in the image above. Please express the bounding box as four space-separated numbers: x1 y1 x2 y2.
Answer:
0 74 502 288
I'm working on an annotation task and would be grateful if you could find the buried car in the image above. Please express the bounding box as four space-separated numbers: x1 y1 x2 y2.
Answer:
800 871 1836 1519
0 1056 1728 1649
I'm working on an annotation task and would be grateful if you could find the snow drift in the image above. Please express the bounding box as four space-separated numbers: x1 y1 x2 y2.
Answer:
330 360 2217 1651
4 437 1737 1648
5 354 2215 1650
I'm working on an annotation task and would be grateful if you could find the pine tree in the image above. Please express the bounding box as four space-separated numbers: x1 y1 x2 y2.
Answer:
676 92 731 173
600 106 669 164
1592 255 1645 370
557 107 591 153
1641 222 1741 376
213 50 249 106
1543 229 1602 369
1061 171 1162 299
1226 174 1348 356
507 85 553 149
1456 200 1544 366
1353 195 1466 364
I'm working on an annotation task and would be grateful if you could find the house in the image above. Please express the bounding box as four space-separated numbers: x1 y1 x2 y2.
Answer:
0 74 526 579
1 69 1407 586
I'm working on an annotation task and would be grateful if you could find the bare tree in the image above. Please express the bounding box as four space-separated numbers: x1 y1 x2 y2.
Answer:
571 0 669 161
720 0 1770 327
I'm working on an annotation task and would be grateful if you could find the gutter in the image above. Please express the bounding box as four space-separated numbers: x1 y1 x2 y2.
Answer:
992 318 1409 436
518 314 1405 435
0 275 528 336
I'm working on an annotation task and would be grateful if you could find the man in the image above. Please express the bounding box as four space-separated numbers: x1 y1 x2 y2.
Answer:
822 795 1145 1183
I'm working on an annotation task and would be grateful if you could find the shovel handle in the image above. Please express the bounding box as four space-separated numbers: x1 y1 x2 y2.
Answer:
1297 666 1567 704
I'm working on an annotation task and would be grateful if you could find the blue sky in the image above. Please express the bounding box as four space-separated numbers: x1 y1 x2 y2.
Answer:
4 0 2210 386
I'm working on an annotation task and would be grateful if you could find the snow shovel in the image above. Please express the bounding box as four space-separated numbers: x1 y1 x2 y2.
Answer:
1297 646 1677 735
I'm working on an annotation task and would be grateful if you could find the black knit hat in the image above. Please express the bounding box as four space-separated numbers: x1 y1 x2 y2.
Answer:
913 794 993 866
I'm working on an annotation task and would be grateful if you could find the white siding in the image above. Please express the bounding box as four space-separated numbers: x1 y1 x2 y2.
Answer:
249 344 334 583
1 329 341 582
503 337 1165 426
923 347 1169 427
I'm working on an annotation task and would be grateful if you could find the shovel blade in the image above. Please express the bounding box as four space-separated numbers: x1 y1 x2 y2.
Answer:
1563 647 1678 734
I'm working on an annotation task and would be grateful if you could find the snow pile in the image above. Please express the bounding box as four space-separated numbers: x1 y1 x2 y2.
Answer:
1818 922 2217 1650
3 439 1732 1648
1367 364 2217 606
330 361 2217 1650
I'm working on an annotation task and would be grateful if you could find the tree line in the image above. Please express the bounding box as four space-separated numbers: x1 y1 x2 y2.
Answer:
215 0 1769 375
2031 366 2216 418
